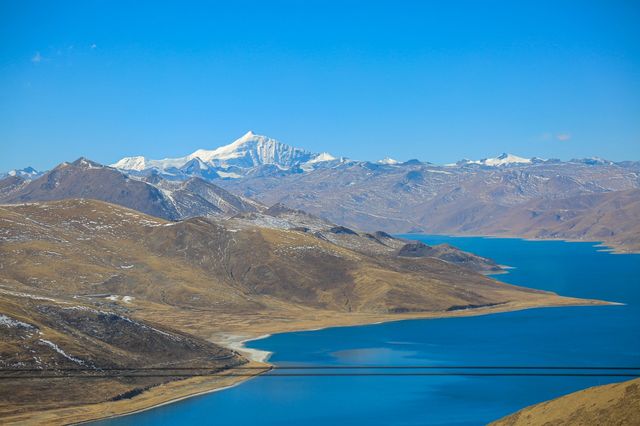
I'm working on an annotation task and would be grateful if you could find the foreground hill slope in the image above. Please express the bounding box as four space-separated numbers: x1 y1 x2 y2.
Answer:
0 286 244 418
0 199 589 317
491 378 640 426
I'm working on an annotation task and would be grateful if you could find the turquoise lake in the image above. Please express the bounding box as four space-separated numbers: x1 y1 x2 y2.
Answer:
95 236 640 425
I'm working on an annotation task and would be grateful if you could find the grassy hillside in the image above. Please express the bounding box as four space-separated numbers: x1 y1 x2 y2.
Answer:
0 199 592 318
491 378 640 425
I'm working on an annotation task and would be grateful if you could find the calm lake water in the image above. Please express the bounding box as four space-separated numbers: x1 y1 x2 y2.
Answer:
95 236 640 426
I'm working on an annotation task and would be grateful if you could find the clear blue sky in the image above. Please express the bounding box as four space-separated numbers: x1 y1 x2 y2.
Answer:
1 1 639 171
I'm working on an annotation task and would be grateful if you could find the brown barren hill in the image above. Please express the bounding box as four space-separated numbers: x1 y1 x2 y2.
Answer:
491 378 640 426
0 199 603 319
218 160 640 253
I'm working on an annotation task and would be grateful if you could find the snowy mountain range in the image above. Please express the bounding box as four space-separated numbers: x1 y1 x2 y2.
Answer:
108 131 560 181
111 131 340 179
5 131 625 182
454 153 533 167
0 166 42 180
1 134 638 252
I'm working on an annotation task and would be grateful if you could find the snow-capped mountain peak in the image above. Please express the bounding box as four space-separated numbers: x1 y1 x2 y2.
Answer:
187 131 302 166
307 152 337 164
111 155 148 171
6 166 42 179
111 131 337 178
483 153 532 166
377 157 400 165
458 153 532 167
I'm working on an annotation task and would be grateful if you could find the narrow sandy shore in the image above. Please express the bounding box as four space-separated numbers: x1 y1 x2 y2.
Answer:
211 333 273 363
1 360 271 426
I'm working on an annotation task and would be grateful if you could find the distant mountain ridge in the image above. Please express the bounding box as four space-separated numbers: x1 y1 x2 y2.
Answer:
0 156 505 274
454 152 533 167
0 166 42 180
0 158 261 220
214 146 640 252
6 131 634 181
108 131 628 181
3 132 639 252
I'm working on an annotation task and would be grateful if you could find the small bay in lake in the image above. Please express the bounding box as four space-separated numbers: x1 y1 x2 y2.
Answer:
94 236 640 426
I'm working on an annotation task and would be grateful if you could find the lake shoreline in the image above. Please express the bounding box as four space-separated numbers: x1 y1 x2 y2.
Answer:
399 232 640 255
1 296 616 425
210 333 274 363
0 360 271 426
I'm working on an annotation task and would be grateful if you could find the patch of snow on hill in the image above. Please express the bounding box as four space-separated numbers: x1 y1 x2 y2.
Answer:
39 339 86 365
0 314 35 329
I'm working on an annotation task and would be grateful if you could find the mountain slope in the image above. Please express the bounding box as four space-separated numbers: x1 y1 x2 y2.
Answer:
491 378 640 426
0 284 244 418
218 159 640 252
0 167 42 180
0 158 181 219
0 175 27 198
233 204 502 273
461 189 640 252
0 159 261 221
0 199 595 318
